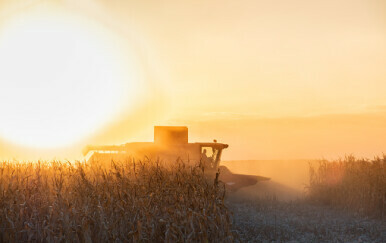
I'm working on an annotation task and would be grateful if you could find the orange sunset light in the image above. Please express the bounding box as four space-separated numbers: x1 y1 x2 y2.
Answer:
0 1 385 242
0 4 145 148
0 0 385 161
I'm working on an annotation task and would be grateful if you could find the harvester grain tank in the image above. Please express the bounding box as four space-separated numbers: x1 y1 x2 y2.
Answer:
83 126 268 190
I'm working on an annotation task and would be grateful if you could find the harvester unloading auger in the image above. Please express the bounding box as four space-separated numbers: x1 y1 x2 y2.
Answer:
83 126 269 191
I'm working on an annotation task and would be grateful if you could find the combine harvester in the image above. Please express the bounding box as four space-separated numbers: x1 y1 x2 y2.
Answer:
83 126 268 191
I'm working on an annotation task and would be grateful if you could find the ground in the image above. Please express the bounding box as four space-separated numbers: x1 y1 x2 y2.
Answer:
226 182 385 242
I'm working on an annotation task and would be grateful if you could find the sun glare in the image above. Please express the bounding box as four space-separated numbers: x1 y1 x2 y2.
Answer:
0 7 142 148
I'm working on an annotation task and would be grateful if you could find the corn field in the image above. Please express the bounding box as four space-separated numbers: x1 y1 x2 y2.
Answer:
0 159 236 242
308 155 386 218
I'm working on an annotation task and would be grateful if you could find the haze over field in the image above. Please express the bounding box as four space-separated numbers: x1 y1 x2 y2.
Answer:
0 2 385 242
0 0 385 161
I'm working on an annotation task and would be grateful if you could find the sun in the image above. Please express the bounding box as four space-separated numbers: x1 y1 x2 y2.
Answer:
0 7 142 148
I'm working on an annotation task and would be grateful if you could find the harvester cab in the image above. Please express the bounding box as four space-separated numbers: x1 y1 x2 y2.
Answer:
83 126 267 191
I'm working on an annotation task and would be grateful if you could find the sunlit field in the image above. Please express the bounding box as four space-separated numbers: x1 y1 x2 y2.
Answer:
1 1 386 242
0 160 235 242
1 156 385 242
308 155 385 218
222 156 385 242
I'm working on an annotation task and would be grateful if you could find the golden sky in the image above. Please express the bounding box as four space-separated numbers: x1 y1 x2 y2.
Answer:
0 0 385 160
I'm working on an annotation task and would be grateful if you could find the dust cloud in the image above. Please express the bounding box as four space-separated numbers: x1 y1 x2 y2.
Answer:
222 160 317 201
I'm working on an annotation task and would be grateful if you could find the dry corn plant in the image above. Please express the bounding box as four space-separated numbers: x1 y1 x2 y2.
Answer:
307 155 385 218
0 159 237 242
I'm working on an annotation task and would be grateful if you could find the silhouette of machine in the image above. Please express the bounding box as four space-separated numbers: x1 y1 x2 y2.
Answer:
83 126 268 190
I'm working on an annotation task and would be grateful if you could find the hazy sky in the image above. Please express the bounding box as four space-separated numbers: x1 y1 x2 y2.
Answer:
0 0 385 160
96 0 386 117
